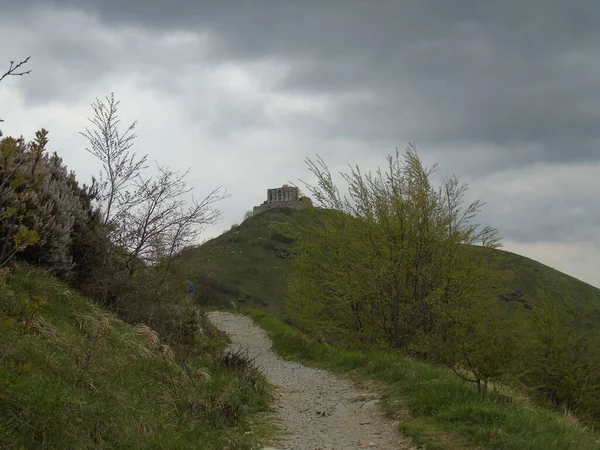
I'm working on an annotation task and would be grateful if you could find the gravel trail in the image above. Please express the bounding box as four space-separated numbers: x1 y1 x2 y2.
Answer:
207 312 414 450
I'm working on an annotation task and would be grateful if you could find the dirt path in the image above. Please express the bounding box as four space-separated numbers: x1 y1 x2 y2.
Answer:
207 312 414 450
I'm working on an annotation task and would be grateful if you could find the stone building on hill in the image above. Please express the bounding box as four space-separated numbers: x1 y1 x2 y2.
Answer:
252 184 307 215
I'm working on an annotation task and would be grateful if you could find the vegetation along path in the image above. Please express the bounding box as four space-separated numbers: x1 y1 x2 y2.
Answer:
208 311 414 450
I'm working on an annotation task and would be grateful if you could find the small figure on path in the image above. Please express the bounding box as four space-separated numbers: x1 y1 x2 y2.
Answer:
184 280 196 295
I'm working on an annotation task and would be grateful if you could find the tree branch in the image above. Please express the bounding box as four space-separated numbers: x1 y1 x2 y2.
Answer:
0 57 31 122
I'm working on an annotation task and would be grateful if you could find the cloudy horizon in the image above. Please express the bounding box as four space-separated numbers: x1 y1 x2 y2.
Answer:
1 0 599 287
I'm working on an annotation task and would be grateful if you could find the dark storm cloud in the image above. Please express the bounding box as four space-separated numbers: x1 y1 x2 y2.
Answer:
6 0 599 170
2 0 599 261
205 95 273 139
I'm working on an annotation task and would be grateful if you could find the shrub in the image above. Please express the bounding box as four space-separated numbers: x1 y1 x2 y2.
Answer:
0 131 45 268
217 347 259 374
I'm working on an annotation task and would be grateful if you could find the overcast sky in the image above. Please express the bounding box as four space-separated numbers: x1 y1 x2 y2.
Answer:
1 0 599 287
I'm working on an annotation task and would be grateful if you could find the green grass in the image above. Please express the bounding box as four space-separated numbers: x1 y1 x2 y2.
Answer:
473 245 600 327
175 208 319 316
244 308 600 450
0 265 276 449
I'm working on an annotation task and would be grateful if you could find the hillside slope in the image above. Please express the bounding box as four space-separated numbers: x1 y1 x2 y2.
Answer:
0 265 273 449
177 208 600 325
176 208 317 316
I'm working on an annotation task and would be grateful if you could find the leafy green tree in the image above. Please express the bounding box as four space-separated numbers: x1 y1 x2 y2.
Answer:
287 145 519 386
523 292 600 414
424 291 524 394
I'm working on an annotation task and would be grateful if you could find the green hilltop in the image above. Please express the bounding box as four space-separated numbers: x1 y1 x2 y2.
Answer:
176 207 600 327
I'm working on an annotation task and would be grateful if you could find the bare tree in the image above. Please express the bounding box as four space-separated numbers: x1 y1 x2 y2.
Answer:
118 165 227 275
243 209 253 221
81 93 229 275
0 57 31 123
80 93 147 227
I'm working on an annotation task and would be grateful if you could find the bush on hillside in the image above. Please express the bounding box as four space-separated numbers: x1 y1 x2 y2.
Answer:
287 146 520 393
0 129 110 283
522 293 600 419
0 131 45 268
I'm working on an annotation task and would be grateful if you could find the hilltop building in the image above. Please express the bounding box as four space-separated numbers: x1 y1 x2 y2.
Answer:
252 184 307 215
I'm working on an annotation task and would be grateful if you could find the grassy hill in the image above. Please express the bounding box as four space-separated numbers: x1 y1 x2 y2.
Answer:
0 265 274 449
176 207 600 325
172 206 600 448
175 208 319 317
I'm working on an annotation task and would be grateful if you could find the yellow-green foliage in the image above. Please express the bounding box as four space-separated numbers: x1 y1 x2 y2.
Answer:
0 265 273 449
287 148 521 391
522 291 600 417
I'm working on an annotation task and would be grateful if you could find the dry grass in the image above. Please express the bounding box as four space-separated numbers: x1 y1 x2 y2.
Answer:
133 323 175 362
30 316 59 341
